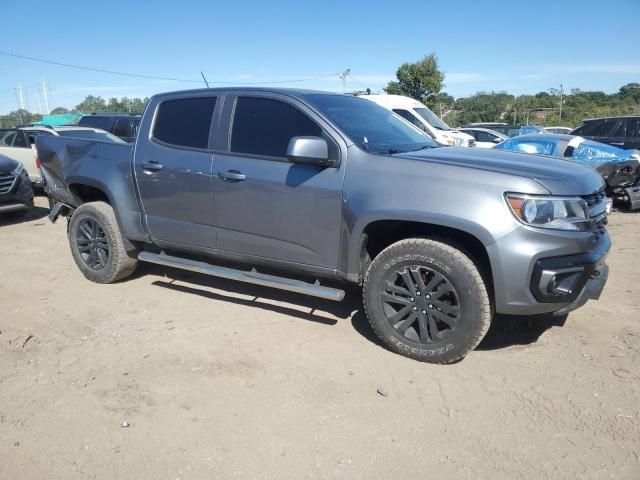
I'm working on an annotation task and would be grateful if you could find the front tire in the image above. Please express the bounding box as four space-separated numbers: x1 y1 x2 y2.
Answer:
68 201 138 283
363 238 491 364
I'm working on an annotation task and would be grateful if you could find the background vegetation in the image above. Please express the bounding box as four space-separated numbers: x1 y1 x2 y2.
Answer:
1 54 639 128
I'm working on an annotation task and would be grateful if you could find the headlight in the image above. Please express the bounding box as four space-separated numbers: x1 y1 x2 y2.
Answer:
11 163 24 176
505 194 590 231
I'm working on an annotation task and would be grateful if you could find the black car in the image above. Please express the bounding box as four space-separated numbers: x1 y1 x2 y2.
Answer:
77 114 141 143
571 116 640 150
0 155 34 217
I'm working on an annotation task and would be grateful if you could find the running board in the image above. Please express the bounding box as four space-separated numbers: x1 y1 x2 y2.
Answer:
138 251 345 302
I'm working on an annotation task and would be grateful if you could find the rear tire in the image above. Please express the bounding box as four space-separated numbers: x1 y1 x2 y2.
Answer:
363 238 491 364
68 201 138 283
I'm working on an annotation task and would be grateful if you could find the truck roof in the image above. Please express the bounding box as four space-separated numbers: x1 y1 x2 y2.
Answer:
152 87 341 100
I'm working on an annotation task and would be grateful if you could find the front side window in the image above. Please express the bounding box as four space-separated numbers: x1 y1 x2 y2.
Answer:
153 97 217 149
231 97 322 158
306 94 438 154
414 107 450 131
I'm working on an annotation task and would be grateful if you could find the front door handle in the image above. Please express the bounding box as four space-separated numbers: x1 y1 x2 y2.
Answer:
219 170 246 181
610 142 624 146
141 160 163 171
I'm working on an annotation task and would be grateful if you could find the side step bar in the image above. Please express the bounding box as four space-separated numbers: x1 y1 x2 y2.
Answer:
138 251 345 302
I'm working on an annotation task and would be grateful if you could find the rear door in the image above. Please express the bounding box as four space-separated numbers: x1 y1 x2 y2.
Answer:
0 129 38 181
133 93 220 248
212 93 346 269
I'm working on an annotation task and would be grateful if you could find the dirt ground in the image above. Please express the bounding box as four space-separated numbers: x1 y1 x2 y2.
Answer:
1 196 638 480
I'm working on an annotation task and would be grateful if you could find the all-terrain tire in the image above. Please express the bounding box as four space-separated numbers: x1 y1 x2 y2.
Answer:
68 201 138 283
363 238 491 363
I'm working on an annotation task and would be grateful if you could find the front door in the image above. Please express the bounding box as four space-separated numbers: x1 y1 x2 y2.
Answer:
213 95 345 269
134 95 219 248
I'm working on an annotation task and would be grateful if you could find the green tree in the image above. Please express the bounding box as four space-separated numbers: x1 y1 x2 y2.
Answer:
50 107 70 115
384 53 445 104
75 95 107 113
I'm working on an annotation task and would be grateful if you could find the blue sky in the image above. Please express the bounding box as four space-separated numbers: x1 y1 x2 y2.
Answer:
1 0 639 114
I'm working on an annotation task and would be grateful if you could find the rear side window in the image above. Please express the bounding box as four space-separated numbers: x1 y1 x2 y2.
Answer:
113 118 132 138
624 118 640 138
231 97 321 158
574 119 617 137
78 116 113 131
153 97 217 149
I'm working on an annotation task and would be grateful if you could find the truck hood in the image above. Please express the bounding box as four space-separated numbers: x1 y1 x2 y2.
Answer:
395 147 604 196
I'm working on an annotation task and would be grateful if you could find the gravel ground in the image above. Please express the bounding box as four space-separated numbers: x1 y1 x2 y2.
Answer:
1 196 638 480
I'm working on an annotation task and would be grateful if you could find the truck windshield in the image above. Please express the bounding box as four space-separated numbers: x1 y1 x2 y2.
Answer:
414 107 450 131
306 94 438 154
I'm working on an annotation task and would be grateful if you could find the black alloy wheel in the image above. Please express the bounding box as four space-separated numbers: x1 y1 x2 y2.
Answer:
380 265 460 344
75 218 111 270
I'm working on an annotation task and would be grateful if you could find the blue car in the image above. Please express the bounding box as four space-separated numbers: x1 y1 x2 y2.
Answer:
494 134 640 210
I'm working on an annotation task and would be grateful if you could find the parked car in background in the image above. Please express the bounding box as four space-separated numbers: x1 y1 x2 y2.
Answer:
0 154 33 216
458 127 508 148
0 129 43 185
462 123 523 138
571 116 640 150
518 125 544 135
77 114 141 143
494 134 640 210
0 127 125 186
544 126 573 135
359 94 475 147
39 87 611 364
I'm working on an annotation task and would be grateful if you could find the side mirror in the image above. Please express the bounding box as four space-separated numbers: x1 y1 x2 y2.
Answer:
492 137 502 143
287 136 336 167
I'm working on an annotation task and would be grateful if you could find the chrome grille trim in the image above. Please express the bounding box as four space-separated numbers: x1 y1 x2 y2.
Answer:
0 173 17 195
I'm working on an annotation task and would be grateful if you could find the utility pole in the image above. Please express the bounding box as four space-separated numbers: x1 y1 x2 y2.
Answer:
339 69 351 93
41 78 50 114
559 83 564 122
16 82 25 110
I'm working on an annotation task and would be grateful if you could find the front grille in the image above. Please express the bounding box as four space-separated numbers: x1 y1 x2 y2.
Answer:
581 189 608 233
0 173 16 194
581 190 606 208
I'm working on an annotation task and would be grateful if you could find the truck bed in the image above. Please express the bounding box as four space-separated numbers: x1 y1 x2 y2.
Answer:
36 135 146 242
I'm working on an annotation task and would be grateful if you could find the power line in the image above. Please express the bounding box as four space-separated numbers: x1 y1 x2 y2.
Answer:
0 50 339 86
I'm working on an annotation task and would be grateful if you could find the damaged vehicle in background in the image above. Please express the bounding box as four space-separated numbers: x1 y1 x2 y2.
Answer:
0 154 33 217
494 134 640 210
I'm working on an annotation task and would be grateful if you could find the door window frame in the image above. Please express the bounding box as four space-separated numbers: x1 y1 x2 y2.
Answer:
222 93 343 164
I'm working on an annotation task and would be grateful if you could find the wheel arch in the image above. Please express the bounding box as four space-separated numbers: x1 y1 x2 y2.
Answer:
350 217 495 303
67 178 140 253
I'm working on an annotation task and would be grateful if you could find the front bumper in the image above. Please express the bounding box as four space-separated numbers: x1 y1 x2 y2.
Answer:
0 170 34 213
488 224 611 315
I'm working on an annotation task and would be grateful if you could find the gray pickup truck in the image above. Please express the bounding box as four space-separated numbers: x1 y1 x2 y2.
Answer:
38 88 611 363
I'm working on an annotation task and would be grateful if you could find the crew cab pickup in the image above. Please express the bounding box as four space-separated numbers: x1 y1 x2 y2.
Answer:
38 88 611 363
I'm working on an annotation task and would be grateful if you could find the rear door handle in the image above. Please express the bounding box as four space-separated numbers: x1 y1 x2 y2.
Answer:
141 160 163 171
218 170 246 181
610 142 624 146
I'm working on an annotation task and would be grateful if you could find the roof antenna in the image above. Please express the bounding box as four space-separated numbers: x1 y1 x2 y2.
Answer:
200 71 210 88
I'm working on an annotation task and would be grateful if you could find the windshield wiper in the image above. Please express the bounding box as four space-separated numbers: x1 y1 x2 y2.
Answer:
407 144 436 152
